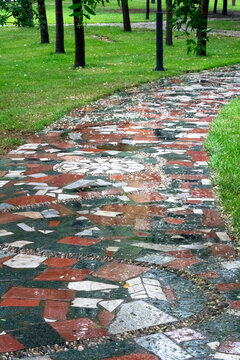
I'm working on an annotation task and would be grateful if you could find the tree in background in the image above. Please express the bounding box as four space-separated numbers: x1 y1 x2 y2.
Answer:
55 0 65 53
69 0 108 67
121 0 131 31
213 0 217 13
37 0 49 43
172 0 210 55
166 0 173 45
222 0 227 15
146 0 150 19
0 0 35 26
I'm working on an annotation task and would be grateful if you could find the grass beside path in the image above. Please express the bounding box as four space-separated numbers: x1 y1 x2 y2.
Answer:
1 25 240 152
206 98 240 239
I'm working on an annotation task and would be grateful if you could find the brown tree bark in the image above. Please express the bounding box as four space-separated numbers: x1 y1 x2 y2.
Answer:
197 0 209 56
121 0 131 31
72 0 85 67
55 0 65 53
166 0 173 45
222 0 228 15
213 0 217 13
37 0 49 43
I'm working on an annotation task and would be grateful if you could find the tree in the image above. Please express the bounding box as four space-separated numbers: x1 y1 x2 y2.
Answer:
172 0 210 56
146 0 150 19
166 0 173 45
55 0 65 53
121 0 131 31
222 0 227 15
72 0 85 67
0 0 35 27
69 0 107 67
213 0 217 13
37 0 49 43
197 0 209 55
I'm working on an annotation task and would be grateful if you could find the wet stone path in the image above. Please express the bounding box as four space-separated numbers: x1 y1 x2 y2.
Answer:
0 66 240 359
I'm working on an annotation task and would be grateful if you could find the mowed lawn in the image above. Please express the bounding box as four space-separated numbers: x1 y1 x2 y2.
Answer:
1 25 240 151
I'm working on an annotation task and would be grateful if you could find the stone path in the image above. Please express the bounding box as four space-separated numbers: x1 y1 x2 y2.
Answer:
0 66 240 360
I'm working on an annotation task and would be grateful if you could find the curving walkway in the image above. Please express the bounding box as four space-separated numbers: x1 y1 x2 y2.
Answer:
0 66 239 360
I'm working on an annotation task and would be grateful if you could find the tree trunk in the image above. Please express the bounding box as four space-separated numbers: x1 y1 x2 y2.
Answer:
146 0 150 19
21 0 34 27
166 0 172 45
151 0 155 3
72 0 85 67
232 0 236 6
121 0 131 31
222 0 228 15
197 0 209 56
55 0 65 53
37 0 49 43
213 0 217 13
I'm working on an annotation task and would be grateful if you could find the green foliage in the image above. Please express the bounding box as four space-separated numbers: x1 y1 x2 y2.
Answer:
172 0 211 53
69 0 108 24
0 0 36 26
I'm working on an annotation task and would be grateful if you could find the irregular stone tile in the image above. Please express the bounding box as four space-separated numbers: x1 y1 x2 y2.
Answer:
34 268 91 281
58 236 100 246
44 258 78 268
50 318 108 341
2 287 75 301
108 300 176 334
99 299 124 312
71 298 103 308
0 299 40 307
3 254 47 268
165 328 206 343
6 195 55 206
166 258 200 270
98 310 115 327
136 333 192 359
211 244 236 259
0 333 24 352
219 341 240 355
222 261 240 270
136 253 175 265
214 353 240 360
68 281 119 292
105 355 159 360
44 300 70 321
8 240 33 248
93 263 148 282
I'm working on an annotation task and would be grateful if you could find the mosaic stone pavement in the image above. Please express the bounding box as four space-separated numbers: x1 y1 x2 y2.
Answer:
0 66 240 360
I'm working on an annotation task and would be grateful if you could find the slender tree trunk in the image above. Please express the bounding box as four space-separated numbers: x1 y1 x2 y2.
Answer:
72 0 85 67
197 0 209 56
232 0 236 6
121 0 131 31
213 0 217 13
151 0 155 3
222 0 228 14
166 0 172 45
146 0 150 19
37 0 49 43
55 0 65 53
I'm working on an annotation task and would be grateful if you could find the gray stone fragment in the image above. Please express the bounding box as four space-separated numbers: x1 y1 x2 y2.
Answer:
108 300 176 334
136 333 192 360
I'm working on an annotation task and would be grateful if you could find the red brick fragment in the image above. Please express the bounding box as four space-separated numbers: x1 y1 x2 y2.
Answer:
0 334 24 353
44 258 77 268
229 300 240 309
50 318 108 341
6 195 54 206
166 258 200 270
203 209 224 227
217 283 240 291
0 299 40 307
164 217 184 225
210 244 236 259
34 268 91 281
98 310 115 327
2 287 75 301
44 300 69 320
58 236 100 246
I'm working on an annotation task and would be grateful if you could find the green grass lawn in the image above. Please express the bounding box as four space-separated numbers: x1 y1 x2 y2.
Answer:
1 25 240 153
206 98 240 239
209 19 240 31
